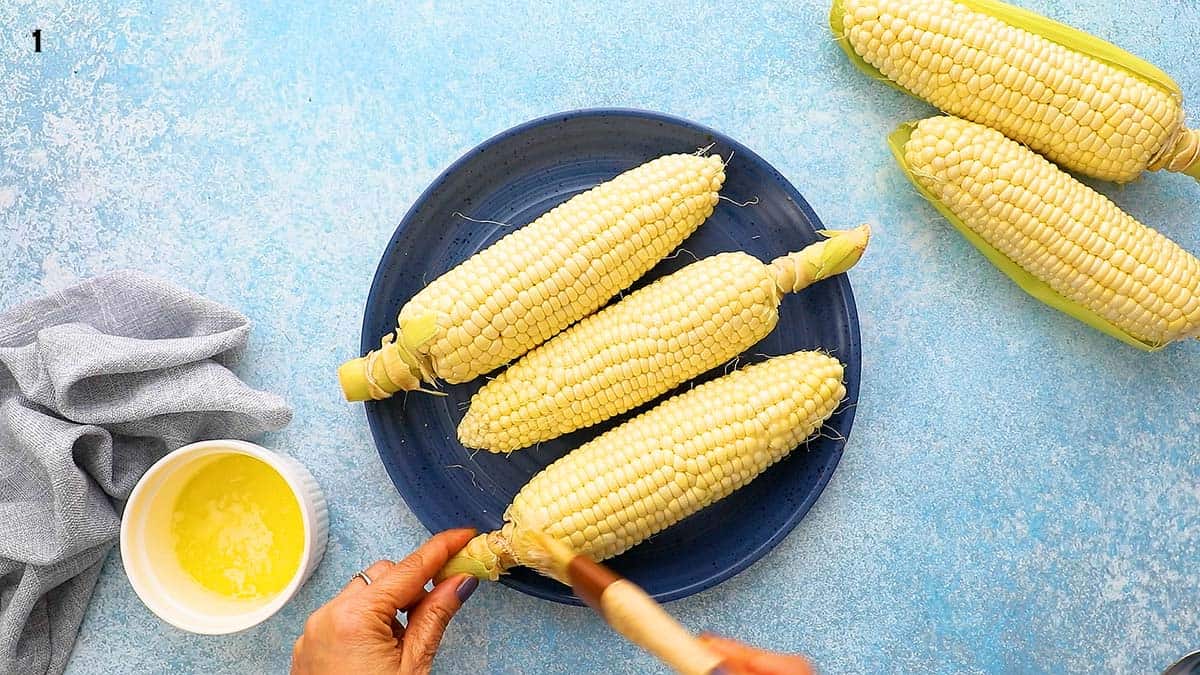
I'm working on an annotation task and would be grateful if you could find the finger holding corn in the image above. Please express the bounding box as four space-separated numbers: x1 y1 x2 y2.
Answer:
894 115 1200 349
458 225 870 453
437 350 846 583
832 0 1200 183
337 153 727 401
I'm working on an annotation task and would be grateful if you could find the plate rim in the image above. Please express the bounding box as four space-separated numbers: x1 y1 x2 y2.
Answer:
360 106 862 604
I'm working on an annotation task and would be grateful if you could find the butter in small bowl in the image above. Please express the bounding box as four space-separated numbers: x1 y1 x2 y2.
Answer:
121 440 328 634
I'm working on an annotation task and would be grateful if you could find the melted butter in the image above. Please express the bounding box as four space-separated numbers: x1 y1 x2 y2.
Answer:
170 454 304 600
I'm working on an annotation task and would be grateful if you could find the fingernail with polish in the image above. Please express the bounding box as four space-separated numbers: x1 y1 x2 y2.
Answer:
455 575 479 603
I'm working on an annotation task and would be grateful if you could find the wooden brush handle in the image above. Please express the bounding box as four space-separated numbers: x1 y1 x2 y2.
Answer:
598 579 725 675
563 551 725 674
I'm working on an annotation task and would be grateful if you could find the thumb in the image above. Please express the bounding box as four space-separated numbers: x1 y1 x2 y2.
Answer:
365 528 476 616
399 574 479 674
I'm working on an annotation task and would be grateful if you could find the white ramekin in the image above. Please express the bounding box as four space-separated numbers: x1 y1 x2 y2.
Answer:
120 439 329 634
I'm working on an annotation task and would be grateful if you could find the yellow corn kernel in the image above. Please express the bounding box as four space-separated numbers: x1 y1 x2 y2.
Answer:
898 116 1200 348
338 154 726 401
458 226 870 452
833 0 1200 183
438 351 847 581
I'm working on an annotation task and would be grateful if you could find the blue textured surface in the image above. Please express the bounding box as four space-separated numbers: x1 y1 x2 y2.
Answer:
361 109 861 604
1 1 1197 673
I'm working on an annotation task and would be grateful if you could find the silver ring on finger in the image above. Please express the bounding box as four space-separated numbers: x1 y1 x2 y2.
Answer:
352 570 373 586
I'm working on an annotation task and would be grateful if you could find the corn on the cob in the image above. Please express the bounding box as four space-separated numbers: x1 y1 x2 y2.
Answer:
338 154 726 401
438 351 846 582
895 115 1200 348
458 226 869 452
832 0 1200 183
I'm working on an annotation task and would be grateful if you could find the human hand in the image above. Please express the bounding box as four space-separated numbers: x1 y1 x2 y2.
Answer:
699 634 815 675
291 528 479 675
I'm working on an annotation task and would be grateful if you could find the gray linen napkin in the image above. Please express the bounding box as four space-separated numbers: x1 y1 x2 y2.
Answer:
0 270 292 675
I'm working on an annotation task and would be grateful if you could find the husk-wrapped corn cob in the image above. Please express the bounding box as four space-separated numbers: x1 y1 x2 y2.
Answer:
894 115 1200 348
458 226 870 452
832 0 1200 183
438 351 846 582
338 153 726 401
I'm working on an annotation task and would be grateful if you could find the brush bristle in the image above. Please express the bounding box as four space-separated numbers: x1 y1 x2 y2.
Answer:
516 529 576 585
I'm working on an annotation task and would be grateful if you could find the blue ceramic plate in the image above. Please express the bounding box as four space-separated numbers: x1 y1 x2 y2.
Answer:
361 109 860 604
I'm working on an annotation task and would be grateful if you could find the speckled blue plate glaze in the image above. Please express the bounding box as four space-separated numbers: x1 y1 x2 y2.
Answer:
361 108 861 604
